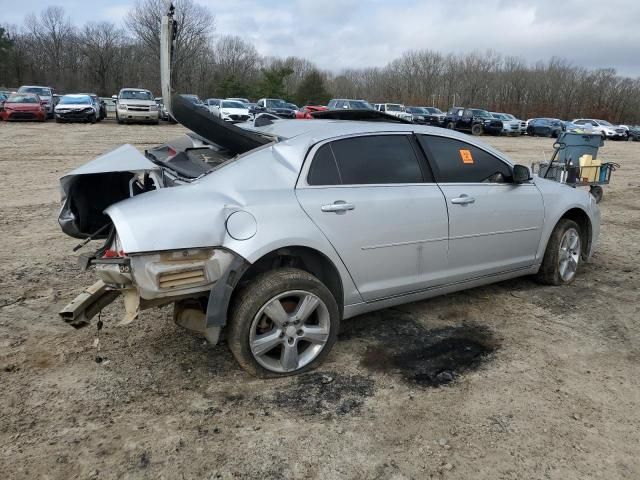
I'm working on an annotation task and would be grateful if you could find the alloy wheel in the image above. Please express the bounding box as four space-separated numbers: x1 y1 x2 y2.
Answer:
558 228 581 282
249 290 331 373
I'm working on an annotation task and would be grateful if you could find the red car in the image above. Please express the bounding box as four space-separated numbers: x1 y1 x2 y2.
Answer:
295 105 328 119
0 93 47 121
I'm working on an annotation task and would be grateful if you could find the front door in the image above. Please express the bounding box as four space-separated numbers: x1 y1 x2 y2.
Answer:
296 134 450 301
418 134 544 282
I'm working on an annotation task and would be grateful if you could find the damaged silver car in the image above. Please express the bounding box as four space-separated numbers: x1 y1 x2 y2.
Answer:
57 99 600 376
57 7 600 377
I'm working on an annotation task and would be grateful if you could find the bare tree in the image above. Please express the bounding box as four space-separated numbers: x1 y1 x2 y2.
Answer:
126 0 215 92
79 22 126 95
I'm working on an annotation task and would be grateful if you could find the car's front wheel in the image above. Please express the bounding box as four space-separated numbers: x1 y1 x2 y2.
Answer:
471 124 483 136
536 219 582 285
228 268 340 377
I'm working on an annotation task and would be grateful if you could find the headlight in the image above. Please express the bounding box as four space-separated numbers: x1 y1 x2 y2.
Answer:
119 104 127 110
149 105 158 111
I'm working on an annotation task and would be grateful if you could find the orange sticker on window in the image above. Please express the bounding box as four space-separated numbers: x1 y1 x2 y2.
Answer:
460 149 474 164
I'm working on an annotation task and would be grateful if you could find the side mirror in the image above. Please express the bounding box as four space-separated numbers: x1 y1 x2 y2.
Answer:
513 164 532 184
111 95 117 99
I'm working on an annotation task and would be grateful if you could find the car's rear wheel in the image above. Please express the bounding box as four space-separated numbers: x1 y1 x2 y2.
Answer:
227 268 340 377
536 219 582 285
471 124 483 136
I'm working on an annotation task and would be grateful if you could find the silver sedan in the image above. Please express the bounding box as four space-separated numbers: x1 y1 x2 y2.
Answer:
58 108 600 377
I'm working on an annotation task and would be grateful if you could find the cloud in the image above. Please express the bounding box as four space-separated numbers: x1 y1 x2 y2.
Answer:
2 0 639 76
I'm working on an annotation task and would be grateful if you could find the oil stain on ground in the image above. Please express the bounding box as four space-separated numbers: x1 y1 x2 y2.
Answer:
341 312 500 387
271 372 375 417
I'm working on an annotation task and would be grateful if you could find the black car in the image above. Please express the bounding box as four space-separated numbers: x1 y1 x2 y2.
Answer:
627 125 640 141
256 98 296 119
444 107 503 136
405 106 430 124
526 118 564 138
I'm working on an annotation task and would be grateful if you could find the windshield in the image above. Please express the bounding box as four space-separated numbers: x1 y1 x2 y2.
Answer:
386 104 404 112
348 100 373 109
407 107 424 114
222 100 247 109
120 90 153 101
426 107 443 114
7 94 39 104
492 113 506 119
18 86 51 97
597 120 613 126
59 96 91 105
504 114 515 120
265 99 288 108
471 109 492 118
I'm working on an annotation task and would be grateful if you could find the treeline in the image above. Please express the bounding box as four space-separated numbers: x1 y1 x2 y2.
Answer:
2 1 640 123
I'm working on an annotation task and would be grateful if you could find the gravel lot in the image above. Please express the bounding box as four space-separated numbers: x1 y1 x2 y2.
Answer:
1 118 639 479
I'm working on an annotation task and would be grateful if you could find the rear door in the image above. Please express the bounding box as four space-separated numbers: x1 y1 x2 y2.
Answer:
296 134 449 301
417 135 544 282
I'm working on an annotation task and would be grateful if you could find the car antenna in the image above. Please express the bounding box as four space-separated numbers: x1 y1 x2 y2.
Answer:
72 224 111 252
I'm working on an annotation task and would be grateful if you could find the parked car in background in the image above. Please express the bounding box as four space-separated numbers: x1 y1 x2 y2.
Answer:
490 112 527 135
17 85 54 118
54 94 98 123
284 102 299 111
256 98 297 118
115 88 159 124
0 92 8 111
444 107 503 136
374 103 413 121
405 106 429 124
626 125 640 141
0 92 46 121
205 98 221 114
491 112 523 135
421 106 446 125
562 121 584 133
101 97 116 115
227 97 250 104
295 105 328 119
179 94 208 113
80 93 106 121
526 118 564 138
209 99 252 123
327 99 374 110
57 103 600 376
245 102 265 117
572 119 626 140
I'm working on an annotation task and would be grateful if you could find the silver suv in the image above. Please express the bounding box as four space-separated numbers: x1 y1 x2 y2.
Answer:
114 88 159 124
58 97 600 377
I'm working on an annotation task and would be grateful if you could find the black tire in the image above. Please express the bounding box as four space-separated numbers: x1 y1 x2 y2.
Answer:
535 219 582 286
227 268 340 378
89 114 96 124
471 124 483 136
590 185 603 203
446 122 455 130
55 117 61 123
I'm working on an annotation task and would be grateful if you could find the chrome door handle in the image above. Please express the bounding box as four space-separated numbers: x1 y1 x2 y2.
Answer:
451 194 475 205
321 201 355 213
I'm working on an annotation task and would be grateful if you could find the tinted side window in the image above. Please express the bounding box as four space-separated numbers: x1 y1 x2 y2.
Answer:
418 135 513 183
308 144 341 186
331 135 423 184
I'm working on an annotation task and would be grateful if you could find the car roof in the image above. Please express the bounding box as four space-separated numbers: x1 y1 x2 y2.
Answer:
244 119 514 165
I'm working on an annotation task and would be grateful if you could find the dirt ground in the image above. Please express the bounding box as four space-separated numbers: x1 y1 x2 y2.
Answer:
0 118 638 480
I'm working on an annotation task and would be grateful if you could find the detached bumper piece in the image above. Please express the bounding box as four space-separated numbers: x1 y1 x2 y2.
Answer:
59 280 121 329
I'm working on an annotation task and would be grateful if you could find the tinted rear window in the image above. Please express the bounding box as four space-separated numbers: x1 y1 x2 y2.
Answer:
308 135 424 185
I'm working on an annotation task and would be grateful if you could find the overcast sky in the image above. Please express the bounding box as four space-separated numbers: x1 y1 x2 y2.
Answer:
2 0 639 76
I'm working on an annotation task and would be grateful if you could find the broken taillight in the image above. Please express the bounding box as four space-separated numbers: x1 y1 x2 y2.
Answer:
102 249 126 258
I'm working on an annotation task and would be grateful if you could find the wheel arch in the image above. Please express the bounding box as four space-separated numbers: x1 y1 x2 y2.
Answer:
232 245 345 317
556 207 592 260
